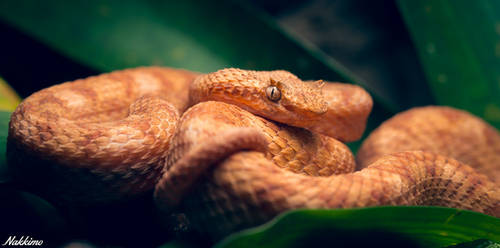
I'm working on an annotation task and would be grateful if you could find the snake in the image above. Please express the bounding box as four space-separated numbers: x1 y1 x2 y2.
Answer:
7 67 500 240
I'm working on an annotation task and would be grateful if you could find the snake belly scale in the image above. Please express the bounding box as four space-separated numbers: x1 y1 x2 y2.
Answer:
7 67 500 239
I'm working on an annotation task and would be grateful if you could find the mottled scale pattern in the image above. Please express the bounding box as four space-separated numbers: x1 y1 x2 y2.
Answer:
161 102 355 180
8 67 198 204
357 106 500 184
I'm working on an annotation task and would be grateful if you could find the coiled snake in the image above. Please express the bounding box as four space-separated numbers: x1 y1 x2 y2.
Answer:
7 67 500 239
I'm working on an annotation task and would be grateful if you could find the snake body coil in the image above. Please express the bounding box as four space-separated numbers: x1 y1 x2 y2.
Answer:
7 67 500 239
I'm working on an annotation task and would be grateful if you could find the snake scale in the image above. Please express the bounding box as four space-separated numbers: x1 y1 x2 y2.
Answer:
7 67 500 239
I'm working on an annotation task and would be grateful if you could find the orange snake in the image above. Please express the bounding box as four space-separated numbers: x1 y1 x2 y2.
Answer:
7 67 499 239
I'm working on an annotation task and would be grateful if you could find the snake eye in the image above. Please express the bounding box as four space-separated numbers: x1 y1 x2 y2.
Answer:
266 86 281 102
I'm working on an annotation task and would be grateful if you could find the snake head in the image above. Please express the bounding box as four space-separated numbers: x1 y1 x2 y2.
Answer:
267 76 328 119
190 68 330 133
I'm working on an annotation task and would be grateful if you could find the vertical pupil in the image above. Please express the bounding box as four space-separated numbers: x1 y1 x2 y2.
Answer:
267 86 280 101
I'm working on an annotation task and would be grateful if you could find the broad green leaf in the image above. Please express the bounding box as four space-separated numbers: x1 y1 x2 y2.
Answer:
0 77 20 111
0 0 397 115
0 111 11 183
215 207 500 248
397 0 500 129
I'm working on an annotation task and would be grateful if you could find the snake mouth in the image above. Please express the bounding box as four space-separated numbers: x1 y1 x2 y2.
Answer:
280 104 326 122
279 96 328 120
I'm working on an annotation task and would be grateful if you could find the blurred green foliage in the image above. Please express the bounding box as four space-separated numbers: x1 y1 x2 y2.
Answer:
0 0 394 112
0 111 10 183
0 77 20 111
398 0 500 129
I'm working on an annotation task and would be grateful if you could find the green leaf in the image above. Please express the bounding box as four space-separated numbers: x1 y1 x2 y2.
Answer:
215 207 500 248
0 76 20 182
0 77 21 111
0 0 397 115
0 111 11 183
397 0 500 130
